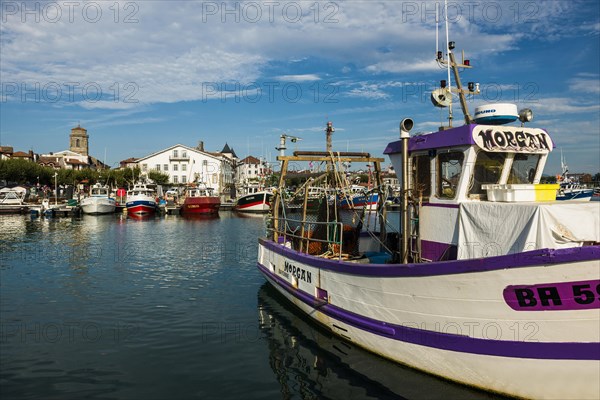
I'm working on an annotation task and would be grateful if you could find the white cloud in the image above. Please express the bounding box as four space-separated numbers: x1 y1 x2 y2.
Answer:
0 1 528 108
568 75 600 95
275 74 321 82
0 1 592 109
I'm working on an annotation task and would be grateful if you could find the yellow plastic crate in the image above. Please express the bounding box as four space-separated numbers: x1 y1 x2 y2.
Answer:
534 184 559 201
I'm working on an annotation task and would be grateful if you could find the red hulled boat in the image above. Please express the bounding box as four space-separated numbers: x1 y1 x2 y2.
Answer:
180 184 220 215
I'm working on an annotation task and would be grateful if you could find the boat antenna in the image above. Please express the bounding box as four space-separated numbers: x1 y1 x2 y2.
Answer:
435 3 439 56
433 0 479 127
444 0 453 126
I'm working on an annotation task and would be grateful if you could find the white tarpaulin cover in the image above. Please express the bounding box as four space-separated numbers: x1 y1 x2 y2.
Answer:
457 201 600 259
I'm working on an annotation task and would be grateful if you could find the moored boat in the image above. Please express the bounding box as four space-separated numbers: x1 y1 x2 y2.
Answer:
180 183 220 215
337 185 379 210
556 152 594 201
126 182 158 215
256 33 600 400
80 183 116 215
234 187 273 213
0 188 29 214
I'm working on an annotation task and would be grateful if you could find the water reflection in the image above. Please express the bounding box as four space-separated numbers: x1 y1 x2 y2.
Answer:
257 284 506 400
180 213 220 221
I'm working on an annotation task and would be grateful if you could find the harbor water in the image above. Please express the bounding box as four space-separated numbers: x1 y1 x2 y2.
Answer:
1 213 505 400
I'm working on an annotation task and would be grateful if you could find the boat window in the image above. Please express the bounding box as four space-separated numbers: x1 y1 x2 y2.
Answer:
412 155 431 199
437 151 464 199
508 154 540 184
468 151 506 196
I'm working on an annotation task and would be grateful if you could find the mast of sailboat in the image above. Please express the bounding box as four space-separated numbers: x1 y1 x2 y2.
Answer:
560 149 569 180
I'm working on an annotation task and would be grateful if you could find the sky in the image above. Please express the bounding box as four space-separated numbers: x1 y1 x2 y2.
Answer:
1 0 599 174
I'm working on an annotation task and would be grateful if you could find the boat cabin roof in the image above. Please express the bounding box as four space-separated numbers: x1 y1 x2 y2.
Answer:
384 124 556 204
384 124 554 154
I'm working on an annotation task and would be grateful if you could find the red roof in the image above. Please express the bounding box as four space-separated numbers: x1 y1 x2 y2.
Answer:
240 155 261 165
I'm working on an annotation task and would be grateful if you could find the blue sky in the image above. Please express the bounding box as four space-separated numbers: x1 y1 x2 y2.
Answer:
1 0 599 174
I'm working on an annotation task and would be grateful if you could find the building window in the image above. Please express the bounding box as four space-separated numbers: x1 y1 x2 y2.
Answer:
182 164 187 171
163 164 168 171
155 164 160 171
202 160 208 167
142 164 147 171
173 164 178 171
76 139 80 147
173 176 178 183
173 150 178 158
182 151 187 158
182 175 186 183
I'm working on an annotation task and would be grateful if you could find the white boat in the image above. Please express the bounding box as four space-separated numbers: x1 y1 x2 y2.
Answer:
256 35 600 400
0 187 28 214
234 184 273 213
557 152 594 201
126 182 158 215
80 183 116 215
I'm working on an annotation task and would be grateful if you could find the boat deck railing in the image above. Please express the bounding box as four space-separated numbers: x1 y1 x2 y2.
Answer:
268 217 344 260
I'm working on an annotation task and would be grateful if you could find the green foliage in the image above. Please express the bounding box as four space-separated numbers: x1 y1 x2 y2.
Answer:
147 170 170 185
0 158 143 189
541 175 557 184
0 159 55 185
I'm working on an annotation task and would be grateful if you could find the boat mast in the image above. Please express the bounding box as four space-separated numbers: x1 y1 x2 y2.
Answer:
434 0 479 127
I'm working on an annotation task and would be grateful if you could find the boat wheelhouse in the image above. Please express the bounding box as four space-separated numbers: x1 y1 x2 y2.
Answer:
126 182 158 215
81 183 116 215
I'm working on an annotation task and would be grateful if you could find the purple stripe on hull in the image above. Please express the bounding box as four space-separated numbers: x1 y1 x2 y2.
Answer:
259 238 600 276
257 262 600 360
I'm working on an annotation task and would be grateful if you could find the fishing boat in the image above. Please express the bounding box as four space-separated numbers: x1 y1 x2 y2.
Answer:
234 184 273 213
80 183 116 215
180 183 220 215
256 30 600 400
556 152 594 201
337 184 379 210
125 182 158 215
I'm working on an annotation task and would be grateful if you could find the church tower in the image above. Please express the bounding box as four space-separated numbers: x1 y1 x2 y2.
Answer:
70 125 89 156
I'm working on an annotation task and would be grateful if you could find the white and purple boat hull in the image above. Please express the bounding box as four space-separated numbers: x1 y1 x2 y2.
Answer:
257 240 600 399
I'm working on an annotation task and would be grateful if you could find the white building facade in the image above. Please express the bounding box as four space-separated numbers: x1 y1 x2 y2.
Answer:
136 144 235 198
236 156 268 186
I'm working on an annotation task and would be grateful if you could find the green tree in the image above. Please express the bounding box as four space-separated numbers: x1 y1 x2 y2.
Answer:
148 170 170 185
